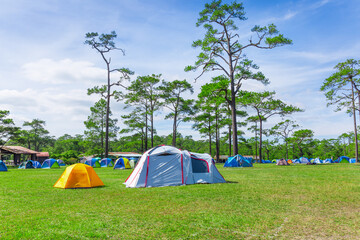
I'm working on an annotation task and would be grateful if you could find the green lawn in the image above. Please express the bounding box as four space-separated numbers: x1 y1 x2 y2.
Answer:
0 163 359 239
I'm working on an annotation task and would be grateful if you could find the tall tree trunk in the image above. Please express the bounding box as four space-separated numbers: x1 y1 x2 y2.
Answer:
228 124 232 157
292 143 295 159
208 117 212 156
101 114 104 156
226 24 238 156
230 89 239 155
285 139 289 159
259 118 263 163
151 110 154 148
101 128 104 150
141 129 144 153
145 107 148 150
298 143 303 157
104 63 111 158
172 111 177 146
255 122 258 162
351 84 359 162
215 110 220 161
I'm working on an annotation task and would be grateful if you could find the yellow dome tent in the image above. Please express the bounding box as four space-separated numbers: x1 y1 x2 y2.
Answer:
54 163 104 189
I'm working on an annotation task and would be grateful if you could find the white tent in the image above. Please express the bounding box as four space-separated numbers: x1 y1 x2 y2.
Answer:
124 145 225 188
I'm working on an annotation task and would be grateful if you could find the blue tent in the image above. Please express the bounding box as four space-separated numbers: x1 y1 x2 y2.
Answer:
299 157 310 164
338 156 350 163
84 158 101 168
292 159 301 164
19 160 34 169
313 158 323 164
261 160 272 163
42 159 60 169
350 158 356 163
32 160 41 168
113 158 131 169
0 160 7 171
224 155 253 167
323 158 333 164
57 159 66 166
100 158 113 167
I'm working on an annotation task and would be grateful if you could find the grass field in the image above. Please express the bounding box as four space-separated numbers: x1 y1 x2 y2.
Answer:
0 163 359 239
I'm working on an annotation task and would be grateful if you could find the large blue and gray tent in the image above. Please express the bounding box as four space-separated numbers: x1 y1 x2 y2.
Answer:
84 158 101 168
100 158 114 167
57 159 66 166
224 155 253 167
19 160 35 169
338 156 350 163
32 160 41 168
0 160 7 171
41 159 60 169
124 146 225 188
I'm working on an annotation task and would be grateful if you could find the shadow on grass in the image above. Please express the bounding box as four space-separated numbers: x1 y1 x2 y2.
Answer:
225 181 238 184
55 185 107 190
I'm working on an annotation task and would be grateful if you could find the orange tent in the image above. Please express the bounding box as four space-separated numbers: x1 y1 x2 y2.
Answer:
287 159 293 164
54 163 104 189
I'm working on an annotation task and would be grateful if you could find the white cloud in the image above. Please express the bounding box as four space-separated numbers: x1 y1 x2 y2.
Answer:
283 11 297 20
285 46 360 64
22 58 105 85
0 88 96 137
311 0 331 9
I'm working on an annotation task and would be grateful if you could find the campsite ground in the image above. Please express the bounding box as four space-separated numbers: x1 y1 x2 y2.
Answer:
0 164 359 239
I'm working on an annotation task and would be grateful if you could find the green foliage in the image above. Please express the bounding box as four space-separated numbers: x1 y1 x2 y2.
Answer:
320 59 360 162
239 91 303 160
64 157 78 165
291 129 314 158
320 59 360 113
124 74 162 148
120 107 146 152
0 109 20 146
186 1 291 155
61 150 79 159
22 119 52 151
84 99 119 151
159 79 195 146
85 31 118 50
271 119 299 158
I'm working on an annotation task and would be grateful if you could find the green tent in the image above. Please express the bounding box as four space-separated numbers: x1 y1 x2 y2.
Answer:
42 159 60 169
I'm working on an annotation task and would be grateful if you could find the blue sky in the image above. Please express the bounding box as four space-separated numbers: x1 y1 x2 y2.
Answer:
0 0 359 140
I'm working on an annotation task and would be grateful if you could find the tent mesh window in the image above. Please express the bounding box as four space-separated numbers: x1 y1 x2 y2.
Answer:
158 153 173 156
191 158 209 173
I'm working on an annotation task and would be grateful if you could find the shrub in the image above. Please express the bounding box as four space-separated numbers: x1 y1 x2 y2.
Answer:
64 158 78 165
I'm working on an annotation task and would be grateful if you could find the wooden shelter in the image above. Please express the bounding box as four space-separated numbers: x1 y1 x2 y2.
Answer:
0 146 39 165
36 152 49 163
